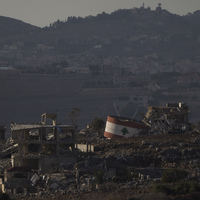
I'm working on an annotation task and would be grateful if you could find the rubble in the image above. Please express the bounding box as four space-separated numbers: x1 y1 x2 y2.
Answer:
0 107 200 199
143 102 190 134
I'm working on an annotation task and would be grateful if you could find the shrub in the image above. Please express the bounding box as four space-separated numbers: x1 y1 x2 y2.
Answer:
189 181 200 193
162 169 188 183
113 167 133 183
175 181 200 195
95 169 104 184
152 183 173 195
174 181 190 194
90 117 105 131
153 181 200 196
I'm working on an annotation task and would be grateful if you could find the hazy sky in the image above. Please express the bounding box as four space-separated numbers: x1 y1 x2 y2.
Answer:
0 0 200 27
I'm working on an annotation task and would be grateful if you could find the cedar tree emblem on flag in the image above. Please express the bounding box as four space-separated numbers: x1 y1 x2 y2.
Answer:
121 127 129 135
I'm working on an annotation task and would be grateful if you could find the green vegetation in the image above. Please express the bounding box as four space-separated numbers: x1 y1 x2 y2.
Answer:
162 168 188 183
90 117 105 131
68 107 81 125
153 169 200 196
175 181 200 195
153 181 200 196
152 183 173 195
95 169 104 184
113 167 135 183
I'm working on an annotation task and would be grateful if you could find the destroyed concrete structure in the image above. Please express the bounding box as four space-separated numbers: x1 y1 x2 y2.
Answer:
0 105 198 199
143 102 190 134
105 102 190 139
10 113 77 171
1 167 34 195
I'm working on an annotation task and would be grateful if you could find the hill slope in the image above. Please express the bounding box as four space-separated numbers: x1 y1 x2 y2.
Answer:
0 16 39 38
0 7 200 61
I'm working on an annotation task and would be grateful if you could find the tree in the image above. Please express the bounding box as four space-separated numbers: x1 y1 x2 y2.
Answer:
90 117 105 131
162 169 188 183
68 107 81 125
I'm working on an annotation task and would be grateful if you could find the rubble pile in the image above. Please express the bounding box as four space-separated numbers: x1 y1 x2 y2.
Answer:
0 158 11 174
94 134 200 169
143 103 190 134
7 132 200 200
1 110 200 199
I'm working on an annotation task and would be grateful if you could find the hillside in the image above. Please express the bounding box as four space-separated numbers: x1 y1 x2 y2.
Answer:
0 6 200 63
29 7 200 58
0 16 39 38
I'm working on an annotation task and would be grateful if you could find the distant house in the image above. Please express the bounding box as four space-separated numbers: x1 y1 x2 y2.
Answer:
177 72 200 86
94 45 102 49
146 82 160 92
64 67 89 73
36 44 54 51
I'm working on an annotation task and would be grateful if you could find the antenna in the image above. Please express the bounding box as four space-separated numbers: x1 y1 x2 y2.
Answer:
113 102 121 117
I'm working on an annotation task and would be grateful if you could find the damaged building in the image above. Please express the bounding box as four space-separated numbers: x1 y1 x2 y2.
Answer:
143 102 190 134
104 102 190 139
1 167 34 195
10 113 77 171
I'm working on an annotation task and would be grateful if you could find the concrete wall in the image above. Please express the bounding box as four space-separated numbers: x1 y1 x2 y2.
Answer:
75 144 94 153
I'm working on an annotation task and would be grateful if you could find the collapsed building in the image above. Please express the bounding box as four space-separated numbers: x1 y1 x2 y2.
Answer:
143 102 190 134
104 103 190 139
0 113 97 195
10 113 77 171
0 105 195 196
1 167 34 195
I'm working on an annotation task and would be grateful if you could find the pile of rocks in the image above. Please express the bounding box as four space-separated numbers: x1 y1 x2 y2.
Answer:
4 132 200 199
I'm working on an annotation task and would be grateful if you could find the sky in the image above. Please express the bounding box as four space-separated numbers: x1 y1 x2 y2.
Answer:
0 0 200 27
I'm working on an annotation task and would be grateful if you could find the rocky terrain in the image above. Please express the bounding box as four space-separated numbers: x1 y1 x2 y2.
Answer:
2 130 200 200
